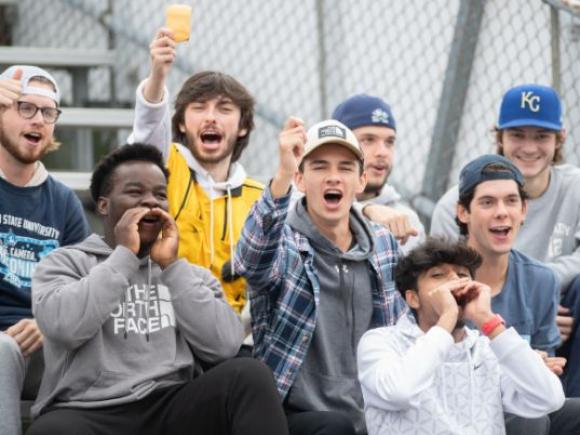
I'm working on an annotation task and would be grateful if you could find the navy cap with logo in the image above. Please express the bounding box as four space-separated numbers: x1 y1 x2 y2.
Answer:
498 84 562 131
459 154 524 197
331 94 396 131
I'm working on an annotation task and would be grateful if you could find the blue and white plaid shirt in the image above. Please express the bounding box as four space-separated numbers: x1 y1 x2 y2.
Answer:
234 187 408 399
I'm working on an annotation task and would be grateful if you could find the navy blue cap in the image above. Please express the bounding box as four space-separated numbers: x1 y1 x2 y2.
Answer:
498 84 562 131
331 94 396 131
459 155 524 197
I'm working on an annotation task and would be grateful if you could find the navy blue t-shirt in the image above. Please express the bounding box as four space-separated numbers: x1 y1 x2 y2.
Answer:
492 249 560 354
0 175 90 329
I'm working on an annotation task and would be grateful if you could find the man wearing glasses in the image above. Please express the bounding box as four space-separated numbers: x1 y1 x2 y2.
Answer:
0 65 90 435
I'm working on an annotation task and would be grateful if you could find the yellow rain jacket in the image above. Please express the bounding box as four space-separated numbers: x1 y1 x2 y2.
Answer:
166 144 263 313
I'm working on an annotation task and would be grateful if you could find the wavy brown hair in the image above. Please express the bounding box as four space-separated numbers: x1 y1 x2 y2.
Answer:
171 71 255 163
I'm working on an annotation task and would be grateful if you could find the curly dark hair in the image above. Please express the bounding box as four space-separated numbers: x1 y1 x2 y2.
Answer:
90 143 169 203
171 71 255 163
395 238 482 299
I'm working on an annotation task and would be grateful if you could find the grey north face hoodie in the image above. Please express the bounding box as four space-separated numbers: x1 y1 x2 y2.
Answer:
31 234 243 417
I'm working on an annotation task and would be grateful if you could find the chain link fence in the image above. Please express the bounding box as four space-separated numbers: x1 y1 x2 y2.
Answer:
3 0 580 223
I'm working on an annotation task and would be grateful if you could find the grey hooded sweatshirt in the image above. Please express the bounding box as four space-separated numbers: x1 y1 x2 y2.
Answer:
286 199 375 434
31 234 243 417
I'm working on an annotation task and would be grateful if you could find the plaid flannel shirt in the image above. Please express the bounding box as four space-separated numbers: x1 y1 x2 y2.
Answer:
234 187 408 399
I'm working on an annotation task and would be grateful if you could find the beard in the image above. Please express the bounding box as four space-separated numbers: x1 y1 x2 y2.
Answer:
363 174 389 197
185 130 237 165
0 120 52 165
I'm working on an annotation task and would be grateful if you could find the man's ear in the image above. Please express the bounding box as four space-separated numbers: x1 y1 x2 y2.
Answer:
521 198 528 221
295 170 305 193
355 170 367 195
96 197 109 217
456 202 470 226
405 290 420 310
238 127 248 138
179 123 186 134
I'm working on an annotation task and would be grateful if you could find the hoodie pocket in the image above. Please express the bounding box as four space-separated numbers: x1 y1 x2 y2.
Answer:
80 370 132 401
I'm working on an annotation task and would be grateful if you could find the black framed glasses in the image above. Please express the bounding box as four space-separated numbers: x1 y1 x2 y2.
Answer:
16 101 62 124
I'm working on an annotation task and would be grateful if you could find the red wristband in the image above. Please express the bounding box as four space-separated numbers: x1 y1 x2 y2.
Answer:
481 314 505 336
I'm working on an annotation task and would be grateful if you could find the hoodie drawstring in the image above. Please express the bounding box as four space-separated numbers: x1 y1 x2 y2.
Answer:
226 184 235 278
209 187 215 266
210 184 234 278
146 257 151 342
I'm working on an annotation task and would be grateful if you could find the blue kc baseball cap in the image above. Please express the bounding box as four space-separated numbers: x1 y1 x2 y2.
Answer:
331 94 396 131
498 84 562 131
459 154 524 197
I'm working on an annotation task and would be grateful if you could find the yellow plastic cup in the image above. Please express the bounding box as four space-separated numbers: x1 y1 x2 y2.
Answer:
165 4 192 43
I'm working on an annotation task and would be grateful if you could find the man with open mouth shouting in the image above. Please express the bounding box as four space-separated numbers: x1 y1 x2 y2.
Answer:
455 154 580 435
129 28 263 317
0 65 90 435
27 144 288 435
235 118 408 435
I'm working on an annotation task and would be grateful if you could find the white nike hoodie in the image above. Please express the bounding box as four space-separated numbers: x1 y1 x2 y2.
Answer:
357 314 564 435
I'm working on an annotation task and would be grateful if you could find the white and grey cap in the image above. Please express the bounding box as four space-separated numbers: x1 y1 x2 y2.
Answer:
301 119 364 164
0 65 60 105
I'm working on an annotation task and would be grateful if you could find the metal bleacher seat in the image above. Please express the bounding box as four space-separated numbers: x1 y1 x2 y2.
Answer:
59 107 134 129
0 46 115 68
50 171 92 192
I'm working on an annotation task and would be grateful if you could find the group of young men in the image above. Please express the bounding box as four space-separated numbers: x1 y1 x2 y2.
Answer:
0 25 579 435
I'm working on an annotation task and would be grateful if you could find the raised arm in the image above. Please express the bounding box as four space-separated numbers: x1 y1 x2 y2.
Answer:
234 117 307 290
128 28 176 159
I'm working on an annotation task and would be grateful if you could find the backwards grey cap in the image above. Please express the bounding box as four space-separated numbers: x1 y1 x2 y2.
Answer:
0 65 60 104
